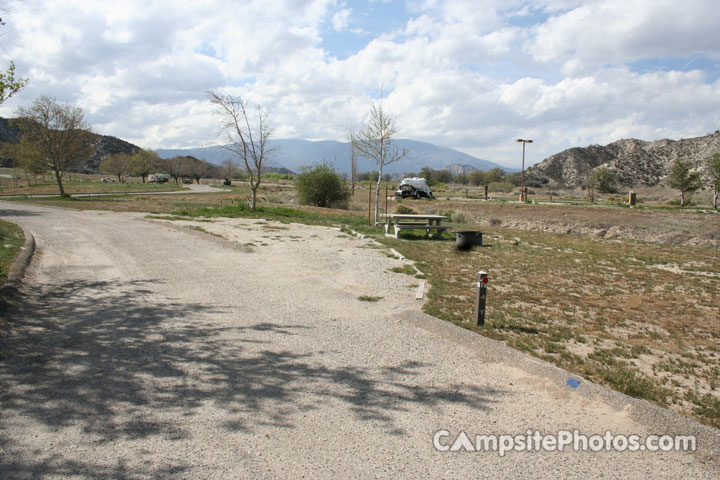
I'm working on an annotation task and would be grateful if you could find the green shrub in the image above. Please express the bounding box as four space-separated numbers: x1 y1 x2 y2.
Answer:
296 162 351 209
592 168 617 193
441 209 472 224
264 172 294 181
451 210 471 224
395 205 416 214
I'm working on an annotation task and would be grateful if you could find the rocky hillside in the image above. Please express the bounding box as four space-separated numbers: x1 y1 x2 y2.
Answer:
444 164 477 176
525 131 720 188
0 117 140 173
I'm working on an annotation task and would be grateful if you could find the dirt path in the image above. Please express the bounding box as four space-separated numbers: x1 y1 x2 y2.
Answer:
421 200 720 248
0 202 717 479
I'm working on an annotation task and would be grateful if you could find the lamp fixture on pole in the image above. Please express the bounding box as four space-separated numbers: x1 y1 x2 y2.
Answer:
516 139 533 202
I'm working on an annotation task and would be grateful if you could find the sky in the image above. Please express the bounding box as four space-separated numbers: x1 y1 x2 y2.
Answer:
0 0 719 168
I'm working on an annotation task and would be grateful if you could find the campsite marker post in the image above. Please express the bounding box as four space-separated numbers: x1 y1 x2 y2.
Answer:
475 271 489 326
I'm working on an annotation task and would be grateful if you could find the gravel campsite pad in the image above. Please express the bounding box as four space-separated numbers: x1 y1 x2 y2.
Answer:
0 204 717 479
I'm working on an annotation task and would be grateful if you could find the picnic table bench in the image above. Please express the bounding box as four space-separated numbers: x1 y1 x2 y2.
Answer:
380 214 450 239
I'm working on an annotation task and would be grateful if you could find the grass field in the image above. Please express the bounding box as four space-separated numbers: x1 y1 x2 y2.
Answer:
3 183 718 428
0 219 25 285
0 179 185 196
381 227 719 428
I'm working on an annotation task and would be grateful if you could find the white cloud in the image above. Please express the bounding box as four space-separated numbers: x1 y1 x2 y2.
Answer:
332 8 352 31
0 0 717 167
526 0 720 65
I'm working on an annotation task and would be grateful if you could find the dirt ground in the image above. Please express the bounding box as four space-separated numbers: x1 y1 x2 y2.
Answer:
406 199 720 249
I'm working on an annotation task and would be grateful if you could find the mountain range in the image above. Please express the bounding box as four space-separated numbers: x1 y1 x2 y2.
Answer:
4 113 716 187
156 139 514 175
526 131 720 187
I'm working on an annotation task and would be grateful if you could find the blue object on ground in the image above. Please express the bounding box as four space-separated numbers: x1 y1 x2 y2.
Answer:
566 378 581 389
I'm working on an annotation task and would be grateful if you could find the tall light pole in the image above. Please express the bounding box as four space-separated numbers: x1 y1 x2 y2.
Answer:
516 139 533 202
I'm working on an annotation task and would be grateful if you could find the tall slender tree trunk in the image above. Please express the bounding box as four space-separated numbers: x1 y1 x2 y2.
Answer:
374 177 381 225
713 188 718 210
250 188 257 210
54 167 65 195
680 190 685 207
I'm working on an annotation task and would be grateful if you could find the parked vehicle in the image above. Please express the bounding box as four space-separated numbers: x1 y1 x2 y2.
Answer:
148 173 171 183
395 177 433 199
100 177 117 183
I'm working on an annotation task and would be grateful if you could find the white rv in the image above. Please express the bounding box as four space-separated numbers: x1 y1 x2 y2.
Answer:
395 177 433 199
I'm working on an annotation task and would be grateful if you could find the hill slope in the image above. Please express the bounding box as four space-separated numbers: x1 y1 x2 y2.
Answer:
0 117 140 173
526 131 720 187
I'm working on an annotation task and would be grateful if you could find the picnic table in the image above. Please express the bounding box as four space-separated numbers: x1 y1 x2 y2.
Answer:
380 214 450 239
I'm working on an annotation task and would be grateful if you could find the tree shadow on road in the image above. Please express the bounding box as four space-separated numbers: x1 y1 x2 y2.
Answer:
0 208 42 217
0 278 502 477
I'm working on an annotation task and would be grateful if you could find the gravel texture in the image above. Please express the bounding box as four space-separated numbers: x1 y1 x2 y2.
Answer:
0 201 717 479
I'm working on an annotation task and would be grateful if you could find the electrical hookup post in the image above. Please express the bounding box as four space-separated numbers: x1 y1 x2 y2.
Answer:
475 271 488 326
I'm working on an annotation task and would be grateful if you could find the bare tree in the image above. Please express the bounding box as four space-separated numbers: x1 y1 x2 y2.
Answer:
16 96 94 195
161 156 186 184
100 152 131 182
130 149 160 183
585 170 596 203
220 158 239 182
208 91 273 210
187 157 211 184
352 95 406 224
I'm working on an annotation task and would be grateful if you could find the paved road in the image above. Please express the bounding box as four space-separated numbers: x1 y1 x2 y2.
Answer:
0 183 227 198
0 201 717 479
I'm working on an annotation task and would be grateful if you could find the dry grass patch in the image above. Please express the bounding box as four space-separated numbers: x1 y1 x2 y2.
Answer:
382 227 719 428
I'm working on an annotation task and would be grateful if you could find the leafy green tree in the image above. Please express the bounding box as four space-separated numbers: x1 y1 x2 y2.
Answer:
669 159 702 207
505 171 522 187
296 162 351 209
0 61 28 105
357 170 379 182
486 167 505 183
130 149 160 183
469 170 486 186
15 138 46 183
419 166 435 186
455 173 469 185
592 168 617 193
16 96 94 196
100 152 131 182
706 153 720 210
435 169 453 184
